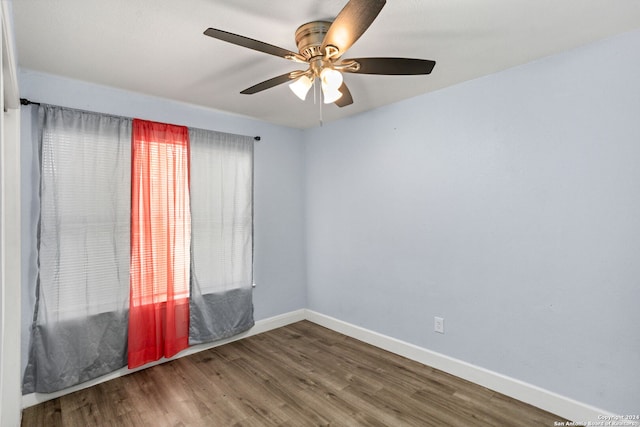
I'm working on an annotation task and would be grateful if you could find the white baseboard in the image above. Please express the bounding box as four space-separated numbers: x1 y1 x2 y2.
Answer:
21 309 307 409
23 307 619 425
304 309 616 424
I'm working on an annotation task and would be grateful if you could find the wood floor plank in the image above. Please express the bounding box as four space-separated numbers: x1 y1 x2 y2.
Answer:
22 321 567 426
189 346 311 425
21 398 62 426
230 333 405 426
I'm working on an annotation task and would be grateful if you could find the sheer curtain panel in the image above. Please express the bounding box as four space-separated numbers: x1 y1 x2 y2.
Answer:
189 129 254 344
23 105 131 393
128 119 191 368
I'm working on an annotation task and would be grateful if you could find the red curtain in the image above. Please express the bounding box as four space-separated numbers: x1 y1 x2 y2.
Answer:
129 119 191 369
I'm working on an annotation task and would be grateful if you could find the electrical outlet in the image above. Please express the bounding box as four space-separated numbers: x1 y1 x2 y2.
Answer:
434 316 444 334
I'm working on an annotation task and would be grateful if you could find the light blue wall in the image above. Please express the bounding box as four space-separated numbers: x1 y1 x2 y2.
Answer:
304 30 640 414
18 70 308 324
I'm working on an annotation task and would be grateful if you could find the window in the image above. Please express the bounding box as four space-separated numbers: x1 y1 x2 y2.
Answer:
38 107 131 321
25 106 255 392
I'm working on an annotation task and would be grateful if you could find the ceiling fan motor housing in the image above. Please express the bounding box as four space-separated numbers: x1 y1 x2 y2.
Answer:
295 21 332 60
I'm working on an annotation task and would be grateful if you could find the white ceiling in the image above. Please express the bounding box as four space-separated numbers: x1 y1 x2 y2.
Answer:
12 0 640 129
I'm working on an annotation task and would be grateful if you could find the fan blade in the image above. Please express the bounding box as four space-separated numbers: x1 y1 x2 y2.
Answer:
240 73 296 95
343 58 436 75
335 82 353 107
204 28 302 61
321 0 386 58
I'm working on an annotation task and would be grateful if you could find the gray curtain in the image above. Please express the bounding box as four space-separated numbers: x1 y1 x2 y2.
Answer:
188 129 254 344
22 105 131 394
21 106 255 394
21 104 40 383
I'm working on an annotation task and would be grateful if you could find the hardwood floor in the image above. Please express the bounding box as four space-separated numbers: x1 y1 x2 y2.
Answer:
22 321 567 426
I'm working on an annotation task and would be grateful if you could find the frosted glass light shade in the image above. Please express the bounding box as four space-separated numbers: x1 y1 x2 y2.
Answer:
320 68 343 91
322 85 343 104
289 75 313 100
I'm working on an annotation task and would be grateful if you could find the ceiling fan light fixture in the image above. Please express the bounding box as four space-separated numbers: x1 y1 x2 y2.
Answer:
322 85 343 104
320 68 343 91
289 75 313 100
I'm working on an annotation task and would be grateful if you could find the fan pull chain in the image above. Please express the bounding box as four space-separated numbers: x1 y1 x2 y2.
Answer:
310 78 323 127
313 78 317 105
317 78 324 127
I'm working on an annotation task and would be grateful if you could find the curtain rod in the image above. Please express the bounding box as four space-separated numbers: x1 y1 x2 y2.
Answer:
19 98 262 141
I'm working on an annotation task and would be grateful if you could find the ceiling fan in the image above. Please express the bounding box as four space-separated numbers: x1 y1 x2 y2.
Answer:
203 0 436 107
